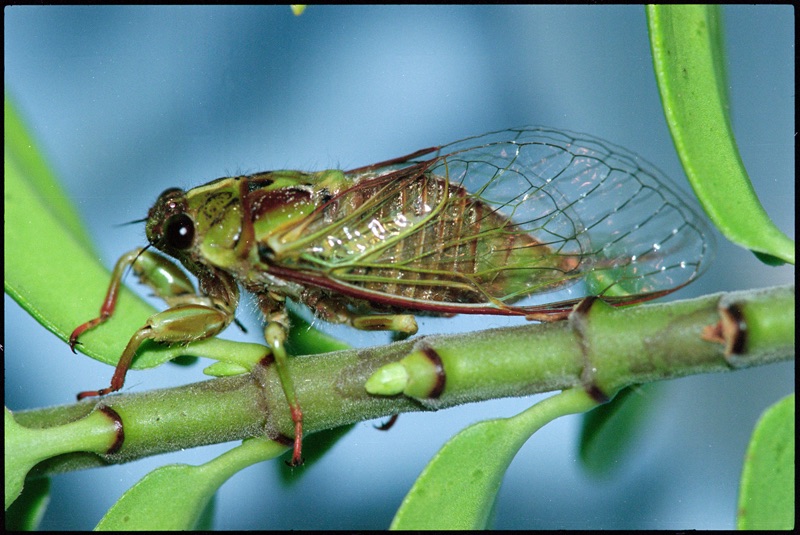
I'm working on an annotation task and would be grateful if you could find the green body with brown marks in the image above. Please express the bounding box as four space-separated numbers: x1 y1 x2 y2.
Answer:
149 166 575 324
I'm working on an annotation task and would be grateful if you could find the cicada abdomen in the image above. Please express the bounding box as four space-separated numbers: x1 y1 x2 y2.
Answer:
276 165 581 310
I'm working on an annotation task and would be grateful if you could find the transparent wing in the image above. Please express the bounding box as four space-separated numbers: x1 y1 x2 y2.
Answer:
405 126 715 303
275 127 714 316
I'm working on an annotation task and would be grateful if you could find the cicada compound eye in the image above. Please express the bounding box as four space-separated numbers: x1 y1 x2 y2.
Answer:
164 213 195 250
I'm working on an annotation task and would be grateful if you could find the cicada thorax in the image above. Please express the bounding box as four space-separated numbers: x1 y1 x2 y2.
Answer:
260 164 585 312
160 172 315 274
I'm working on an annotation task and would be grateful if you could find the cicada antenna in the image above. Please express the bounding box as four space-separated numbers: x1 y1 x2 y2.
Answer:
114 217 148 228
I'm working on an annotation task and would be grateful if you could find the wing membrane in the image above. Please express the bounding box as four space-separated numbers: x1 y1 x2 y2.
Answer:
267 126 713 315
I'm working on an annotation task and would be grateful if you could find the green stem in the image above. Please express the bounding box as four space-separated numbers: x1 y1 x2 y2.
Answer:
12 284 794 477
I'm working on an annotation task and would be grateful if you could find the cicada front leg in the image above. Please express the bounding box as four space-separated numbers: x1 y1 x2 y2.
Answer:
70 249 238 400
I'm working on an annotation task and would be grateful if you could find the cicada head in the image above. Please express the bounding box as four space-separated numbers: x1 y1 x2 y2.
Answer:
145 177 247 271
145 187 195 257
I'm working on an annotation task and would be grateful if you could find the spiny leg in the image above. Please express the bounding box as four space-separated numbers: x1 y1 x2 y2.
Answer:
70 248 149 350
71 248 238 400
266 292 420 465
77 303 232 399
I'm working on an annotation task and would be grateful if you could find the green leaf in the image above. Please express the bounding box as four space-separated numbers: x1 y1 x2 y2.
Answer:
390 388 601 530
737 393 795 530
647 5 794 265
95 437 287 530
4 143 265 371
579 384 660 477
4 94 338 376
4 477 51 530
5 93 170 370
4 92 94 252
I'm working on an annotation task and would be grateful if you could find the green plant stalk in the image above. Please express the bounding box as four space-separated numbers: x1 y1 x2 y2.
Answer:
11 284 794 478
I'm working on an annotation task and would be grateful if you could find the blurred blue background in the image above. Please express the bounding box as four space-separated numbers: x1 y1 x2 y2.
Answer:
5 5 794 530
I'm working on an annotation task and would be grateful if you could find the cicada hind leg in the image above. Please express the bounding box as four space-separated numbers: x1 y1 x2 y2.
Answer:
303 288 419 335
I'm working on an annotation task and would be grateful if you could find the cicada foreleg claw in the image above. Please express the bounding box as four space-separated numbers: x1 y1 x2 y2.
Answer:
70 248 200 348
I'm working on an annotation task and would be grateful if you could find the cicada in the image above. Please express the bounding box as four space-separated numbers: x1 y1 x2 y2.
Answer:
70 126 713 465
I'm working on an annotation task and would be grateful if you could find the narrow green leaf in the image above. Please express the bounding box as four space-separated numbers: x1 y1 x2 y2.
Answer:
4 141 210 370
4 101 166 369
95 437 287 530
647 5 794 265
390 388 601 530
737 393 794 530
